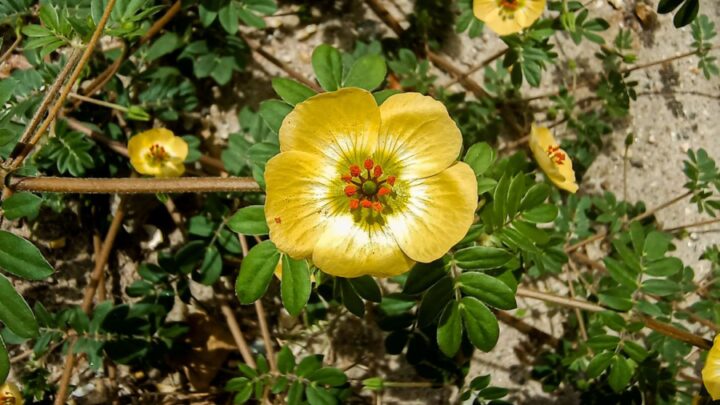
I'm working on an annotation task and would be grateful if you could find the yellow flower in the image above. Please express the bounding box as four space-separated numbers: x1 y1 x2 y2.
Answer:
529 124 578 193
473 0 546 36
703 336 720 400
0 382 23 405
127 128 188 177
264 88 477 278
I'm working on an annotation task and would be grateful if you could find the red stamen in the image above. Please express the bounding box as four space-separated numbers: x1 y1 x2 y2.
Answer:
373 165 383 177
364 158 374 170
378 187 391 197
341 174 352 183
361 199 372 208
372 202 383 212
350 165 361 177
349 199 360 210
344 185 357 197
387 176 396 186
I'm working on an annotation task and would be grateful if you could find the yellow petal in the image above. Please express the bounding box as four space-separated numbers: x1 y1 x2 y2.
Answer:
279 88 380 167
386 162 477 263
127 128 188 178
479 8 524 36
312 215 415 278
703 336 720 400
473 0 498 19
375 92 463 180
265 150 344 259
165 135 189 161
0 382 23 405
529 125 578 193
515 0 545 27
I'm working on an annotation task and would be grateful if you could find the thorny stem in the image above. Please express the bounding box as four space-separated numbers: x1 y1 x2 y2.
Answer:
517 286 713 350
8 0 118 171
8 176 260 194
54 197 127 405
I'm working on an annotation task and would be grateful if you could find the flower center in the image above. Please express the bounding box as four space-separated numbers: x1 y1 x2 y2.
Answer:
342 158 396 213
498 0 521 11
148 143 169 164
546 145 566 165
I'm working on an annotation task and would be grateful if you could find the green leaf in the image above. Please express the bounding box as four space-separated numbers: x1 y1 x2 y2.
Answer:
643 231 671 261
417 276 453 327
235 241 281 304
522 204 558 223
603 257 638 289
373 89 400 105
641 279 680 296
587 335 621 351
271 78 316 106
519 183 550 211
458 272 516 310
307 367 348 386
460 296 499 352
673 0 698 27
2 192 42 220
622 341 649 363
342 54 387 90
586 351 614 378
403 261 447 295
0 335 7 385
277 345 296 374
227 205 269 235
305 385 337 405
658 0 683 13
218 3 239 34
437 300 462 357
287 381 303 405
454 246 513 270
608 355 633 393
349 276 382 303
0 273 38 338
463 142 495 176
0 231 54 280
312 44 343 91
145 32 182 62
198 245 222 285
281 256 311 316
644 257 682 277
259 99 293 134
339 278 365 317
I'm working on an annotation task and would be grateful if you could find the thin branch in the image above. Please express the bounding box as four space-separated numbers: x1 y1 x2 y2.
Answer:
441 48 508 88
640 315 712 350
629 190 693 223
622 45 720 74
516 286 605 312
139 0 182 46
0 34 23 65
9 0 118 171
8 176 261 194
68 92 128 112
220 304 257 368
662 217 720 233
494 310 561 347
54 198 127 405
242 35 322 92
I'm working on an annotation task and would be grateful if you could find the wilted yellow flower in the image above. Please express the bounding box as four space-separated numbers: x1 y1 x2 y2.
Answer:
473 0 546 36
0 382 23 405
265 88 477 278
127 128 188 177
703 336 720 400
529 124 578 193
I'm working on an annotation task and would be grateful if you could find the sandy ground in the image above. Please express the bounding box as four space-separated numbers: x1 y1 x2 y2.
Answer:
3 0 720 404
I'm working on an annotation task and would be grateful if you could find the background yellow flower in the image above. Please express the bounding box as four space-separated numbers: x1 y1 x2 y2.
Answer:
703 336 720 400
264 88 477 278
529 124 578 193
474 0 546 36
0 382 23 405
128 128 188 177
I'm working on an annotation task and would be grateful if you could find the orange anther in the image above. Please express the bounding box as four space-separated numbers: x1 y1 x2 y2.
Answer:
350 165 361 177
373 165 383 177
387 176 396 186
378 187 391 197
344 185 357 197
349 199 360 210
341 174 352 183
364 158 374 170
372 202 383 212
361 199 373 208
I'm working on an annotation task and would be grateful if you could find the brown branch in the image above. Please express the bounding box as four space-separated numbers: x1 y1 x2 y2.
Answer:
139 0 182 46
516 286 605 312
0 34 23 65
8 176 260 194
629 191 693 223
9 0 118 171
662 217 720 233
640 315 712 350
242 35 322 92
494 310 561 347
441 48 508 88
220 304 257 368
54 198 127 405
622 45 720 74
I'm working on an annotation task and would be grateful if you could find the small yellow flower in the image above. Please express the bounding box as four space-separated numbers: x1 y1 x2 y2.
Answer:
529 124 578 193
473 0 546 36
265 88 477 278
703 336 720 400
0 382 23 405
127 128 188 177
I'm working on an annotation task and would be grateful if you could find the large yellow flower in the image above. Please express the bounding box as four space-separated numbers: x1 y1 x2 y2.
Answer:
529 124 578 193
473 0 546 36
703 336 720 400
0 382 23 405
128 128 188 177
264 88 477 278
